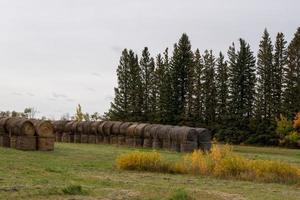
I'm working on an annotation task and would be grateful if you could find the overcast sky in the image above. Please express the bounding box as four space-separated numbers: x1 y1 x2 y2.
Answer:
0 0 299 119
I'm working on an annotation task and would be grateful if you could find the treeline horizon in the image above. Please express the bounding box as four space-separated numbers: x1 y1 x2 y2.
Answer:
107 27 300 145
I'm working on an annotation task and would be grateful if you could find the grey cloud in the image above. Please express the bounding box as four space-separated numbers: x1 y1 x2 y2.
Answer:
27 92 35 97
91 72 101 77
52 93 68 98
111 46 123 54
11 92 23 96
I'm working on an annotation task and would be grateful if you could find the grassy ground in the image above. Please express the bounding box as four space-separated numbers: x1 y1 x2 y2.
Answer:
0 143 299 200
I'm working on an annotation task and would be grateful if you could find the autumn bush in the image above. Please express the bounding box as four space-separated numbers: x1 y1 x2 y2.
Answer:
116 145 300 184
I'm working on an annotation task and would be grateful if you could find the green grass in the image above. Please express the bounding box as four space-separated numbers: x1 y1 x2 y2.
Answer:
0 143 299 200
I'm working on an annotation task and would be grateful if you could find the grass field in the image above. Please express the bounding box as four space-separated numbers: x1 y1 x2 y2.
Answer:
0 143 299 200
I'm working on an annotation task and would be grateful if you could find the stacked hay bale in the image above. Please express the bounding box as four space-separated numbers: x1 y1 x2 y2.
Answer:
111 121 123 144
156 125 173 150
126 123 138 147
0 117 11 147
63 121 74 142
31 119 55 151
134 123 149 147
52 120 68 142
178 127 198 152
89 121 102 143
6 118 36 150
118 122 133 145
72 122 80 143
195 128 211 152
170 127 181 152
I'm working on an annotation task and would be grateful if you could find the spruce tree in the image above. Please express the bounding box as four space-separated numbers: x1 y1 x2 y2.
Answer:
273 32 287 117
108 49 130 120
192 49 204 123
140 47 156 121
127 50 143 121
283 28 300 118
170 33 194 123
256 29 274 122
202 50 217 124
228 39 256 124
216 52 229 121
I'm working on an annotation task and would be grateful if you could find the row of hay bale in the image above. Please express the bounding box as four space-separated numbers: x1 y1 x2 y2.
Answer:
0 117 55 151
53 120 211 152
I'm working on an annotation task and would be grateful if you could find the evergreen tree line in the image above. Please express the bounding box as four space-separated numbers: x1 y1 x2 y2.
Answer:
108 28 300 145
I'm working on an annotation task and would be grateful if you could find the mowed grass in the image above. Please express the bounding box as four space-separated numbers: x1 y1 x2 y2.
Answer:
0 143 299 200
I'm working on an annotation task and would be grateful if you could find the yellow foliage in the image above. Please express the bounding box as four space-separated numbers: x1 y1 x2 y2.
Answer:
293 112 300 129
115 145 300 184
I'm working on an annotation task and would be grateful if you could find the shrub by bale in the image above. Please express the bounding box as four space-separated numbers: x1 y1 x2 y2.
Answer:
6 118 36 150
118 122 133 145
156 125 173 150
31 119 55 151
52 120 68 142
0 117 11 147
126 124 139 147
63 121 74 143
134 123 149 147
195 128 212 152
177 127 198 152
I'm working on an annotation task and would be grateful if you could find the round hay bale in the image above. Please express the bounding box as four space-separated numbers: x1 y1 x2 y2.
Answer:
52 120 68 133
111 121 123 144
143 124 155 148
134 123 149 147
6 118 35 136
177 127 198 152
146 124 162 149
37 137 55 151
118 122 133 145
63 121 75 143
0 117 10 134
16 135 37 151
30 120 54 137
90 121 103 135
64 121 75 133
195 128 212 152
126 124 138 147
170 126 181 152
71 121 80 143
156 125 173 150
100 121 114 144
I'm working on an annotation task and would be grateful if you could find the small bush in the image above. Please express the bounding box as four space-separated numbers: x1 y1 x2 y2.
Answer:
169 189 190 200
62 185 87 195
116 151 173 173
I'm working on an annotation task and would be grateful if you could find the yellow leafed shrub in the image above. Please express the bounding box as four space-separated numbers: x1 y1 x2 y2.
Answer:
115 145 300 184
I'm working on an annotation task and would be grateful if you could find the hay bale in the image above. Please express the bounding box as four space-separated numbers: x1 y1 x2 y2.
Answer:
111 121 123 144
97 121 106 143
88 134 97 143
64 121 75 143
10 136 17 149
30 120 54 137
195 128 212 152
81 121 93 143
52 120 68 142
91 121 103 143
156 125 173 150
37 137 55 151
99 121 114 144
6 118 35 136
170 126 181 152
126 124 138 147
16 136 37 151
118 122 133 145
71 122 80 143
0 117 10 147
145 125 161 149
134 123 149 147
176 127 198 152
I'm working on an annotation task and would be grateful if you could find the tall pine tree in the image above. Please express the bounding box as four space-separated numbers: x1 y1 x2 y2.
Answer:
108 49 130 120
216 52 229 122
273 32 287 117
256 29 274 122
283 28 300 118
202 50 217 124
170 33 194 123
